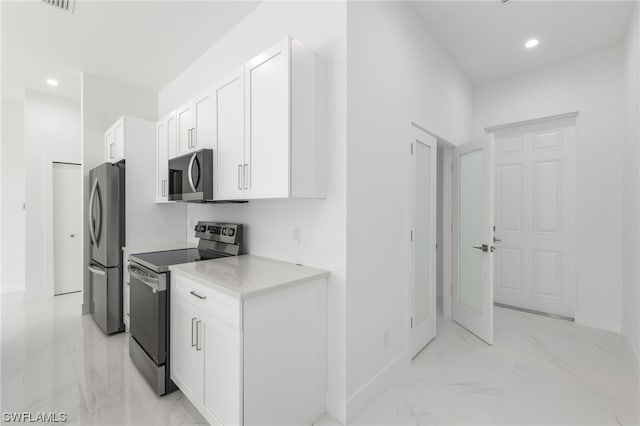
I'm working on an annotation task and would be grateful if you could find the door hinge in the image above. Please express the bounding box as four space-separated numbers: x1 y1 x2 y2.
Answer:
410 230 413 241
411 143 413 154
410 316 413 328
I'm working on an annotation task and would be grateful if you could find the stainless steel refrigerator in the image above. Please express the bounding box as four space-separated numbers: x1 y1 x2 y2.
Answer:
88 162 125 335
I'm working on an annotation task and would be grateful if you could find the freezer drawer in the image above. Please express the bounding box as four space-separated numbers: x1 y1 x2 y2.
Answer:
89 261 124 335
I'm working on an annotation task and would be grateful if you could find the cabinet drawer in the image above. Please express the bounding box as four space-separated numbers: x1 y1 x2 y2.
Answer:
171 273 241 330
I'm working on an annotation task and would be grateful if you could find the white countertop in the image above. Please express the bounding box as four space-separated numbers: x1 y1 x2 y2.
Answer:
169 254 329 299
122 241 196 255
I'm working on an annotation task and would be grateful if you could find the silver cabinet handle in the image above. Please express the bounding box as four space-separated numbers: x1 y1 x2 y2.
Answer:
196 320 202 351
109 143 115 159
191 317 197 347
238 164 243 190
187 128 193 149
188 153 197 192
243 164 249 189
190 290 206 300
191 128 197 148
161 179 167 197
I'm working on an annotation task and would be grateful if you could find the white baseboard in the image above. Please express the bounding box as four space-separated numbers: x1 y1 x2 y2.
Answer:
345 352 409 424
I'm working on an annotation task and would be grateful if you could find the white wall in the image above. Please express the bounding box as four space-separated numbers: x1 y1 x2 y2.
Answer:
473 47 626 333
346 2 472 420
23 90 81 299
622 4 640 362
158 3 347 421
1 95 26 294
81 73 171 314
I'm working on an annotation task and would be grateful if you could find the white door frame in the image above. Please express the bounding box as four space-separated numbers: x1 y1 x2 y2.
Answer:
45 157 82 298
408 125 438 357
408 123 455 334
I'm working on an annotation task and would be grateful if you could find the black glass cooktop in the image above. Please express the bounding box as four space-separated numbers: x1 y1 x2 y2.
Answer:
130 248 228 273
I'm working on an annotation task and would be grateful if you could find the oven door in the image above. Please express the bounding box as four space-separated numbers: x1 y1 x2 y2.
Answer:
128 263 167 365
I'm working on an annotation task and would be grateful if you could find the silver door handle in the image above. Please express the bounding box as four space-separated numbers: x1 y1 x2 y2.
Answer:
191 317 197 347
196 320 202 351
190 290 206 300
238 164 243 190
188 153 197 192
494 237 501 243
243 164 249 189
472 244 489 252
88 179 99 247
88 264 106 276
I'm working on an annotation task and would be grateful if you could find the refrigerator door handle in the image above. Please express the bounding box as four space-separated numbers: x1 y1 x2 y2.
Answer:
88 264 106 276
88 178 99 247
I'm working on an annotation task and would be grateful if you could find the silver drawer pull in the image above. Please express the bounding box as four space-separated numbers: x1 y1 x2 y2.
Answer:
190 290 206 300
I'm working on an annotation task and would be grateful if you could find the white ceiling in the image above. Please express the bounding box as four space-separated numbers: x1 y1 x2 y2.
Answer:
1 1 260 100
408 0 637 83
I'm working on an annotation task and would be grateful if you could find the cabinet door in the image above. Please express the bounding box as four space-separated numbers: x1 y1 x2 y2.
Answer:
156 119 169 202
113 119 124 161
245 39 290 199
170 294 201 402
177 103 193 155
105 129 115 162
167 112 178 159
193 90 215 151
201 310 242 426
214 68 245 200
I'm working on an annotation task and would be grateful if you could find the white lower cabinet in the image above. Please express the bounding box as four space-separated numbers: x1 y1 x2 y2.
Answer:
170 271 327 426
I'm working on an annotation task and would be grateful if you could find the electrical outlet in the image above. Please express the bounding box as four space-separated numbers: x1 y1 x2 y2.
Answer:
292 225 301 244
383 329 390 347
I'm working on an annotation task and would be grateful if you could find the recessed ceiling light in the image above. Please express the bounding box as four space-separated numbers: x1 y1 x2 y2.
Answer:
46 79 59 87
525 39 539 49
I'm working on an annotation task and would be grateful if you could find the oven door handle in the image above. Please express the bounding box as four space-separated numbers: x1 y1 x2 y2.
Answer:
128 264 166 293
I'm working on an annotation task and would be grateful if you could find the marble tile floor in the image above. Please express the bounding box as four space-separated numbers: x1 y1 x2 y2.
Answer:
1 292 638 426
0 292 207 425
352 306 640 426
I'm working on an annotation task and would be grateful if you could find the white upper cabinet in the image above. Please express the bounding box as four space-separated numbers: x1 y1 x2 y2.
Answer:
156 111 177 203
243 39 291 199
175 89 215 158
214 67 246 201
213 37 327 201
105 117 125 163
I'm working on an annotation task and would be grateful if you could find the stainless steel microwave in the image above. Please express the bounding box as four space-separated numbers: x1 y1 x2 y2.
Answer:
168 149 213 202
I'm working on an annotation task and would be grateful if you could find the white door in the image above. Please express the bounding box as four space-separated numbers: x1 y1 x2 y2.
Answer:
410 127 437 358
156 119 169 202
201 310 242 426
493 116 576 317
452 138 495 344
193 90 215 151
245 39 290 199
53 162 82 295
170 295 201 402
177 103 193 155
215 67 246 200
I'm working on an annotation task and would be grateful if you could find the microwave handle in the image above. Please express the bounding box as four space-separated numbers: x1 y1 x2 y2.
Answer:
188 152 197 192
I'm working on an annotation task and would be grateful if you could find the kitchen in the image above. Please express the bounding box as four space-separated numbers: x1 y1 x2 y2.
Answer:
2 1 639 425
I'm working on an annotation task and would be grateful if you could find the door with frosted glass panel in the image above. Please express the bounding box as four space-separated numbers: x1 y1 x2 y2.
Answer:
452 137 495 344
410 127 437 358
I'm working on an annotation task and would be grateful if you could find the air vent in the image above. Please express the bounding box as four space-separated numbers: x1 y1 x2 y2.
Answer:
41 0 75 13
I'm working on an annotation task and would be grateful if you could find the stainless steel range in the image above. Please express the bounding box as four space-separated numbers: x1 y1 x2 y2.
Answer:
127 221 243 395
